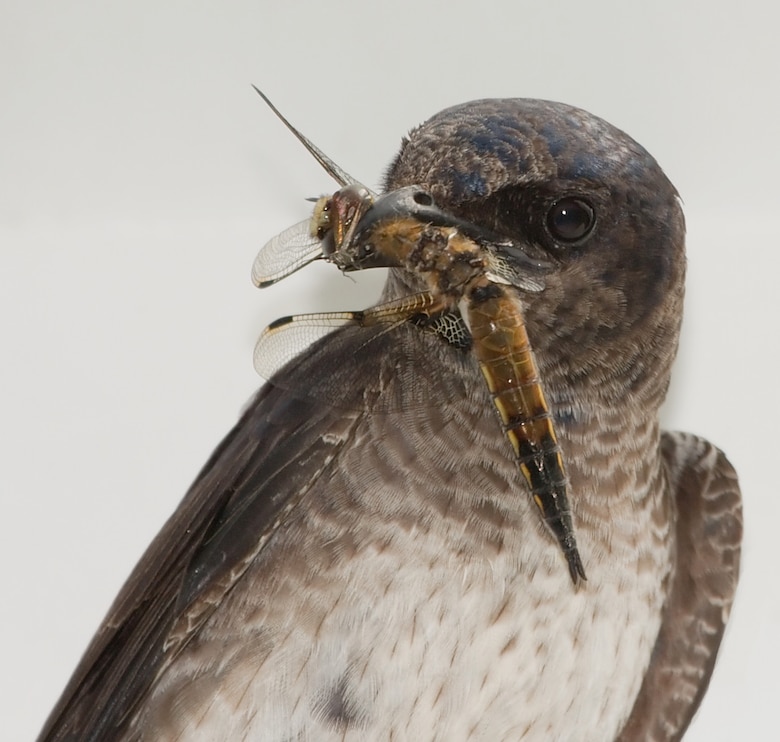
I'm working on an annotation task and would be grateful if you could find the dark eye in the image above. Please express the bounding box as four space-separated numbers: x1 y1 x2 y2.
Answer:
546 197 595 243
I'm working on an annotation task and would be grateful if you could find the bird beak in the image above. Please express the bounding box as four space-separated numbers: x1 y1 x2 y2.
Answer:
325 185 553 280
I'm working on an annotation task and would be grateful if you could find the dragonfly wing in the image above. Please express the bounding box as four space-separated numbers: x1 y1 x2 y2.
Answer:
251 219 324 288
253 312 361 380
484 262 545 294
254 293 446 381
483 244 547 294
252 86 377 198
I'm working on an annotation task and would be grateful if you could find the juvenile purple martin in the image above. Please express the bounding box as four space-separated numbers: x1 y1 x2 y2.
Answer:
39 99 742 741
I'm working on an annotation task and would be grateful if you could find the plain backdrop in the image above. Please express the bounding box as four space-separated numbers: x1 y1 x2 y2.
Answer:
3 2 777 739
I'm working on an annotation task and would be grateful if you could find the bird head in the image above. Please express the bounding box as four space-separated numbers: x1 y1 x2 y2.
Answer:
382 99 686 411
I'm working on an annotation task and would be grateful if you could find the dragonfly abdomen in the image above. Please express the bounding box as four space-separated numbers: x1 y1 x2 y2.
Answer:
465 279 586 583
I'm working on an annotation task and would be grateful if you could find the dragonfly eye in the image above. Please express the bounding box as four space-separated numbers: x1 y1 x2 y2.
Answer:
546 197 595 243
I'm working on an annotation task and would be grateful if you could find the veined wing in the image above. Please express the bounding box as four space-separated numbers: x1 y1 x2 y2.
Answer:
252 85 377 198
253 292 474 415
254 311 364 379
254 292 447 381
251 218 323 288
483 244 547 294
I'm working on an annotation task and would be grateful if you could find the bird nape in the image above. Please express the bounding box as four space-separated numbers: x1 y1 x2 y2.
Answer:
39 96 742 742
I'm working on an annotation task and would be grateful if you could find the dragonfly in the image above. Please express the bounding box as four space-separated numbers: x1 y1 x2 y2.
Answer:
251 88 586 584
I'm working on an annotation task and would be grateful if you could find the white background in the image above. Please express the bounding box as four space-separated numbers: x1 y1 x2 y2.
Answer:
2 2 777 739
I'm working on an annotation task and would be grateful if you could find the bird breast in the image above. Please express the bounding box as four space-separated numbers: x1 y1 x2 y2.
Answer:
128 346 673 741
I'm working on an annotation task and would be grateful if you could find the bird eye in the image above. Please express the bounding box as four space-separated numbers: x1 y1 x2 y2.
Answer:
546 197 595 243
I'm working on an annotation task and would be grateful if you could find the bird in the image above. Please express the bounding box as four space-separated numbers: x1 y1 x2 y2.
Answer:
38 98 742 741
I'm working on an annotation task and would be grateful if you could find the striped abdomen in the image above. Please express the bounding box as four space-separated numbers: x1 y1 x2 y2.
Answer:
465 279 585 583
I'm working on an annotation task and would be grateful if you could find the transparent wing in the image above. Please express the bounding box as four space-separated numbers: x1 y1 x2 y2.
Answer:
484 246 546 293
252 85 378 198
251 219 324 288
253 292 474 414
253 311 362 379
254 293 448 380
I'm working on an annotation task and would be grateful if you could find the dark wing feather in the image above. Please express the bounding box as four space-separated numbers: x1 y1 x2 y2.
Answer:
37 370 362 741
617 431 742 742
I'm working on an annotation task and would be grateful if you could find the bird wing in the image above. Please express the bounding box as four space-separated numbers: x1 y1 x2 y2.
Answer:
617 431 742 742
38 319 468 741
37 337 372 741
